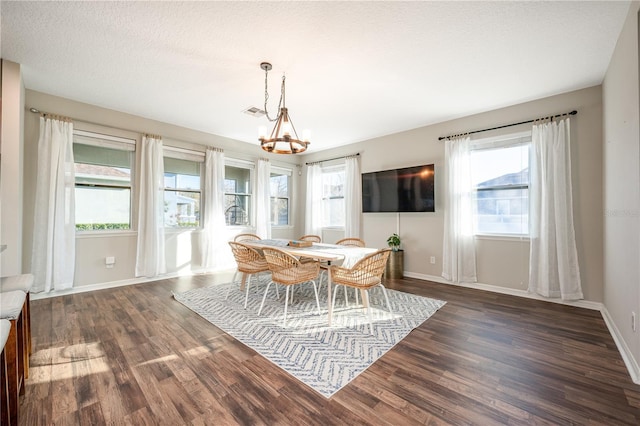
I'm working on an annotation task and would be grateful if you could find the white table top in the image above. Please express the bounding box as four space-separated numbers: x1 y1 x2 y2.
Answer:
243 239 377 267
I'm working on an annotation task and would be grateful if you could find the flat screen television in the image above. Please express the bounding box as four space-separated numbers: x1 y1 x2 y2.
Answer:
362 164 435 213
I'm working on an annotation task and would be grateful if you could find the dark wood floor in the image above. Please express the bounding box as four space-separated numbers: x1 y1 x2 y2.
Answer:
19 274 640 425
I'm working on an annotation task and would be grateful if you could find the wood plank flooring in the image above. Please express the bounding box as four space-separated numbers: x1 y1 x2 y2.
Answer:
19 275 640 425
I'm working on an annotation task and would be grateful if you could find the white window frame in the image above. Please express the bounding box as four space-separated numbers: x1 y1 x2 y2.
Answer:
270 166 292 227
224 158 254 227
470 131 532 238
163 146 204 230
73 129 136 233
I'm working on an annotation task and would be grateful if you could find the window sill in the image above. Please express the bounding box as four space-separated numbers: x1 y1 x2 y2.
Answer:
475 234 529 242
165 227 202 234
76 230 136 239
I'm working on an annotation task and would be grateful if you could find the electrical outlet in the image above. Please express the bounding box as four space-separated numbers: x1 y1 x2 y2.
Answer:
105 256 115 269
633 312 637 332
430 256 436 264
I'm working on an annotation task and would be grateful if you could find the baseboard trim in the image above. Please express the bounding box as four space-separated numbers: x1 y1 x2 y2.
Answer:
403 271 602 311
30 268 229 301
600 306 640 385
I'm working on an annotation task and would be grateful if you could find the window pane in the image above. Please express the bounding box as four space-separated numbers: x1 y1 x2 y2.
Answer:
322 169 344 198
225 194 250 226
75 187 131 230
164 190 200 228
471 143 529 235
164 158 201 190
471 145 528 187
74 143 132 231
270 198 289 226
74 144 131 187
225 166 250 194
270 173 289 197
74 144 131 169
323 198 345 227
474 188 529 234
270 173 289 226
321 168 345 227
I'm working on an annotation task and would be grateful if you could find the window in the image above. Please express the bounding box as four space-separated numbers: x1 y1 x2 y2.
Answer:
470 133 531 235
270 168 291 226
224 163 252 226
164 148 203 228
73 131 135 231
321 165 345 227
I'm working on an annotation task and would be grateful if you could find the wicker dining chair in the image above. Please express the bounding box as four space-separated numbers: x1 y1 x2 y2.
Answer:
258 247 321 326
330 248 392 334
325 237 367 304
335 237 366 248
299 234 321 243
228 241 275 309
234 233 261 242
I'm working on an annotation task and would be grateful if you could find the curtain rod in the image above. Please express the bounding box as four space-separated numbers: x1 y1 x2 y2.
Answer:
29 107 228 152
305 152 359 166
438 110 577 141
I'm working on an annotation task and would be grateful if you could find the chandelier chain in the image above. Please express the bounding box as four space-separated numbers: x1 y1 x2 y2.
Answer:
263 68 284 123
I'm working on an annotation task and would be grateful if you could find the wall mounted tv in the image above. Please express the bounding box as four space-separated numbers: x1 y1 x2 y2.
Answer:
362 164 435 213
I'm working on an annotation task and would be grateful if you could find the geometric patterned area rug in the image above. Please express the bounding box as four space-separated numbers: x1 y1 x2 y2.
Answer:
173 279 446 398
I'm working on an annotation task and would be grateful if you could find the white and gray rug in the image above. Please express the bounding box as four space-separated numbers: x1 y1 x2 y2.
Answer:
173 277 445 398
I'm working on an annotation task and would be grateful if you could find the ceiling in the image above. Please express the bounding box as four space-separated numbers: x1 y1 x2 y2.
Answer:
1 1 631 154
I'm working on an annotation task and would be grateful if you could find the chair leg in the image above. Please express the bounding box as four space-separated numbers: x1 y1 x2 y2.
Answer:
244 274 253 309
343 285 349 307
258 281 273 316
283 286 290 326
311 280 321 313
331 284 340 312
379 284 393 315
363 290 373 335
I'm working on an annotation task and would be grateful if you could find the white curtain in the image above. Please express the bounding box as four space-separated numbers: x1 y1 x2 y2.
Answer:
305 163 323 236
529 118 583 300
255 158 272 239
202 148 227 270
344 155 362 238
31 116 76 293
135 135 166 277
442 136 477 283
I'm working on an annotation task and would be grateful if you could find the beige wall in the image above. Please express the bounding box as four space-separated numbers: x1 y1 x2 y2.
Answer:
603 2 640 375
23 90 303 287
1 59 25 277
21 74 604 304
303 85 604 302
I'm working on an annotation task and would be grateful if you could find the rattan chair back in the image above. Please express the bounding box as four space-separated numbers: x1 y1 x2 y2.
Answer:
331 248 391 289
299 234 321 243
335 237 366 247
234 233 261 242
228 241 269 274
262 247 320 286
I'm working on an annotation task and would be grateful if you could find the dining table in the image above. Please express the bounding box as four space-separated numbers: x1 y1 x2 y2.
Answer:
241 238 377 326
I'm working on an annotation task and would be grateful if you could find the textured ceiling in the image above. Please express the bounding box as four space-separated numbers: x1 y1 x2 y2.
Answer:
1 1 631 153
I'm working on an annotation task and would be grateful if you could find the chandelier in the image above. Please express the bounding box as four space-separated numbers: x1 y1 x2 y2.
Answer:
258 62 310 154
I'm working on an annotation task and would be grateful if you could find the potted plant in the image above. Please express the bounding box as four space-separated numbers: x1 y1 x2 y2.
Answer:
385 233 404 279
387 233 401 251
